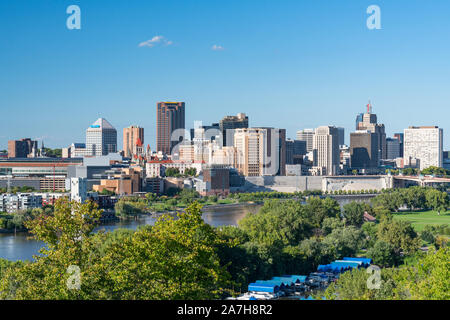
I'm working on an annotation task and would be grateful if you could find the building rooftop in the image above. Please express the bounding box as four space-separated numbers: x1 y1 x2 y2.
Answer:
88 118 116 130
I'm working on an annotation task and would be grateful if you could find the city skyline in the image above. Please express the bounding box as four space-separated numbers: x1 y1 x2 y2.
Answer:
1 1 450 150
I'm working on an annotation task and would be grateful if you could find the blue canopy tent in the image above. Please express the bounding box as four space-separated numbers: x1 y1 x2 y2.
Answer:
255 280 286 289
271 277 295 287
329 263 349 273
248 283 280 293
333 261 361 269
343 257 372 266
288 275 307 283
317 265 332 272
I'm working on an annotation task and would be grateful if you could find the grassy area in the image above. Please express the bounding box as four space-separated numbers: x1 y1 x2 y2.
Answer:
393 210 450 232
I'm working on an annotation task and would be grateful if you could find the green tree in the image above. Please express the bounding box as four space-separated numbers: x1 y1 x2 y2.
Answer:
342 202 365 227
377 216 420 256
367 240 399 267
425 188 449 215
238 200 313 247
322 226 366 259
98 202 232 299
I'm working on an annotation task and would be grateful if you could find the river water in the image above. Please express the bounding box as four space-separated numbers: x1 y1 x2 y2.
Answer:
0 195 376 262
0 204 262 262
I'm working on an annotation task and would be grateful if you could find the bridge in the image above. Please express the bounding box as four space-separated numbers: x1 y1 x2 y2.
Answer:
393 175 450 187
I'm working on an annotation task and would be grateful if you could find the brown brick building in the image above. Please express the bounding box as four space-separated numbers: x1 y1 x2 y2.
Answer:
123 125 144 158
8 138 38 158
156 102 185 155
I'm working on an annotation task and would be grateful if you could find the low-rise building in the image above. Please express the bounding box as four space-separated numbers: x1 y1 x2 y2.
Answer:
0 193 43 213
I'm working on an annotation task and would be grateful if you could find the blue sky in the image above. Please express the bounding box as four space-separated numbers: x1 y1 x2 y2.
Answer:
0 0 449 150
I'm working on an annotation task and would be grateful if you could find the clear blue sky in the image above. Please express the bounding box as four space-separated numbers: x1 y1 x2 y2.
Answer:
0 0 449 150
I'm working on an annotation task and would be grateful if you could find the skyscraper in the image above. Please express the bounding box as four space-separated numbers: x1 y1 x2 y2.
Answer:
313 126 340 176
394 133 404 157
355 113 364 130
386 138 401 160
156 102 185 155
296 129 315 153
219 113 248 146
234 127 286 176
356 102 387 160
404 126 443 170
123 125 144 158
86 118 117 156
350 130 379 169
337 127 345 146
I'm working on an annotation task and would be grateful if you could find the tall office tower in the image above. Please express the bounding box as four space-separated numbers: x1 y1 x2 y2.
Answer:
313 126 340 176
386 138 401 160
7 138 38 158
337 127 345 146
156 102 185 155
404 126 443 170
123 125 144 158
350 130 379 169
234 128 286 176
394 133 404 157
86 118 117 156
356 102 387 160
296 129 315 153
285 139 294 165
286 139 307 165
355 113 364 130
220 113 249 147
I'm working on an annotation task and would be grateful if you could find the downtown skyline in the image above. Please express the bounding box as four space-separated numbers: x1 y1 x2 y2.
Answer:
1 0 450 150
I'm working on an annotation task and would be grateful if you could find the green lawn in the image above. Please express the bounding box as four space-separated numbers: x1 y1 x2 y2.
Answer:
393 210 450 232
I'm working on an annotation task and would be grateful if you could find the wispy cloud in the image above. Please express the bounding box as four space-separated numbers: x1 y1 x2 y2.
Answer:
138 36 173 48
211 44 225 51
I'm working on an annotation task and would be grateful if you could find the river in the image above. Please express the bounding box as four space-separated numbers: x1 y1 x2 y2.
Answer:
0 203 262 262
0 195 376 262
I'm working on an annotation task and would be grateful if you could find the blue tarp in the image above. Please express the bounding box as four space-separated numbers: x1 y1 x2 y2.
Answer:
331 261 361 269
343 257 372 265
248 283 280 293
271 277 294 286
255 280 286 288
289 275 307 283
317 265 331 272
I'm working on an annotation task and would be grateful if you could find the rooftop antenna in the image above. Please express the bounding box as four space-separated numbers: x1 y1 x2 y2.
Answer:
367 100 372 113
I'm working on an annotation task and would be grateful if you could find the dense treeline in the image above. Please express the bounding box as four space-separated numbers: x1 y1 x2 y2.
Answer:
0 185 448 299
371 186 449 214
324 247 449 300
0 206 54 231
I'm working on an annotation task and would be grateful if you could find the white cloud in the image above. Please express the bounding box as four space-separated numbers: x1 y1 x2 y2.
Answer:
139 36 173 48
211 44 224 51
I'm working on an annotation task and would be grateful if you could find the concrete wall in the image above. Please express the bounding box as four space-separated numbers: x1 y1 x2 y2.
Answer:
322 175 393 192
241 176 323 193
239 175 393 193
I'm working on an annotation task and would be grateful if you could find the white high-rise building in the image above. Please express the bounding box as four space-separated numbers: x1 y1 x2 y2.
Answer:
70 177 87 203
313 126 340 176
296 129 315 152
404 126 443 170
86 118 117 156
